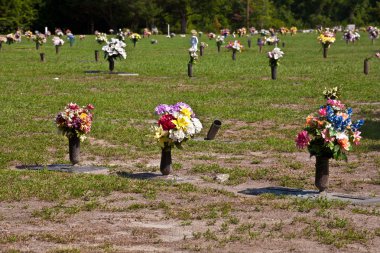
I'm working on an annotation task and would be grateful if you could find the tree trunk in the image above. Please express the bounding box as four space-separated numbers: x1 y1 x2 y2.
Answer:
181 12 187 34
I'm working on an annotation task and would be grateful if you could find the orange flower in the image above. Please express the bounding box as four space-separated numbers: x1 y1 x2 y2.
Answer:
338 138 350 151
305 115 314 126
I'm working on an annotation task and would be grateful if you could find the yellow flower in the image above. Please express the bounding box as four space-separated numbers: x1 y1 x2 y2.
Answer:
180 107 192 117
80 113 88 120
172 116 190 130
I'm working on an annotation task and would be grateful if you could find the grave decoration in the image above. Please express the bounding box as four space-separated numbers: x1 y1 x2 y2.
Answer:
95 32 108 44
364 52 380 75
24 31 33 40
66 30 75 47
153 102 203 175
295 87 364 192
188 47 198 77
6 34 16 45
267 47 284 80
290 27 297 35
130 33 141 47
200 42 208 56
225 40 243 60
116 29 125 42
216 35 224 52
32 34 46 50
366 26 379 44
102 38 126 72
317 30 336 58
52 36 64 54
55 103 95 165
208 33 216 40
343 30 360 44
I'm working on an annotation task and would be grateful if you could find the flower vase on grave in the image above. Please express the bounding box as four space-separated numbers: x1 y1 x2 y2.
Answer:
232 49 236 61
0 42 2 50
200 45 204 56
36 42 40 50
364 59 369 75
205 120 222 140
188 63 193 77
108 57 115 72
248 38 251 48
271 65 277 80
68 135 80 165
40 53 45 62
217 44 221 53
323 45 328 58
160 144 172 175
55 45 59 54
315 156 329 192
95 50 99 62
133 39 137 47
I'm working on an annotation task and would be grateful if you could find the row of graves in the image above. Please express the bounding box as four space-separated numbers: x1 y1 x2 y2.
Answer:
1 25 379 78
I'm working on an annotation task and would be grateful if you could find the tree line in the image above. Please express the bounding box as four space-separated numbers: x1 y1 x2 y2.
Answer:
1 0 379 34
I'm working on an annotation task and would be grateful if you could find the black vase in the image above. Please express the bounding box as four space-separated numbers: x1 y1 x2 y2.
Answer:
315 156 329 192
36 43 40 50
188 63 193 77
248 39 251 48
55 45 59 54
95 50 99 62
69 135 80 165
271 65 277 80
323 46 328 58
364 59 369 75
160 145 172 175
217 44 221 53
108 58 115 72
205 120 222 140
40 53 45 62
232 50 236 61
200 46 204 56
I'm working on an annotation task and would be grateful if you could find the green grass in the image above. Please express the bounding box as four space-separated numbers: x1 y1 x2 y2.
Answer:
0 33 379 168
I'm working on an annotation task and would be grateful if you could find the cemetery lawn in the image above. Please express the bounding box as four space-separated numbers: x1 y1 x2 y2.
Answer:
0 33 379 252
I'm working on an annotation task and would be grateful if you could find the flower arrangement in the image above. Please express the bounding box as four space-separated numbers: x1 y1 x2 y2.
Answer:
24 31 33 39
188 47 198 64
55 29 64 37
343 30 360 42
95 33 108 44
102 38 126 60
279 27 289 35
151 39 158 44
32 34 46 45
216 35 224 46
265 36 279 45
366 26 379 40
225 40 243 52
295 87 364 161
221 28 230 37
130 33 141 41
317 31 336 47
66 32 75 46
208 33 216 39
237 27 247 37
249 27 256 35
153 102 202 148
55 103 95 141
116 29 125 41
79 35 86 40
290 27 297 35
143 28 151 37
200 42 208 48
267 47 284 67
6 34 16 45
0 36 6 43
52 36 64 46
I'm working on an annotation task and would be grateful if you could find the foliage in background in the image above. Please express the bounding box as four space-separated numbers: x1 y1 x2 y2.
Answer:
1 0 380 34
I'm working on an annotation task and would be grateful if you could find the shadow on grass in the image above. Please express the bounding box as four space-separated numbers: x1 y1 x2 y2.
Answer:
15 164 108 173
238 186 318 196
116 171 161 180
361 120 380 140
